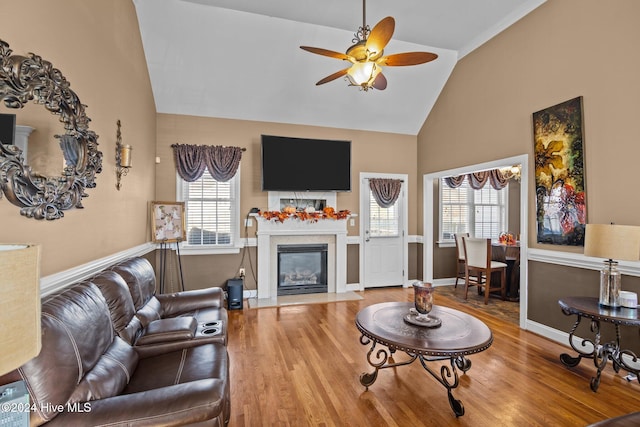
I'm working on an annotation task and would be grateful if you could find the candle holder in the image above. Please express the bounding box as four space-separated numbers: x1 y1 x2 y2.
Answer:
115 119 132 190
405 281 441 327
413 281 434 321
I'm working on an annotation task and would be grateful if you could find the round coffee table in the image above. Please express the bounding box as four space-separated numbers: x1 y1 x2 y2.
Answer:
355 302 493 417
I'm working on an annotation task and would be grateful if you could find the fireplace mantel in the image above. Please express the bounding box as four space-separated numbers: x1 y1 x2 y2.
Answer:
253 214 349 300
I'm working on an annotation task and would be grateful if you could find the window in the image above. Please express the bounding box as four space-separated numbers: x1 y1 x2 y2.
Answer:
176 167 240 253
439 178 507 242
369 192 399 237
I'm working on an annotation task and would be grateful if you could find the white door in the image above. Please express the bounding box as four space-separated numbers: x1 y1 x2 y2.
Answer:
361 176 406 288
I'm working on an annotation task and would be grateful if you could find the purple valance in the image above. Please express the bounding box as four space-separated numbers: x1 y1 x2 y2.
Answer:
444 169 509 190
172 144 243 182
369 178 402 208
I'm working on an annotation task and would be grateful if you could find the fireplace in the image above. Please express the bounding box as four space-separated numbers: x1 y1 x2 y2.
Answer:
277 244 328 295
254 191 349 300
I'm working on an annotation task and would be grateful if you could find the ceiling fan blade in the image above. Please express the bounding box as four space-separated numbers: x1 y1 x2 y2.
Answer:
316 68 350 86
300 46 351 61
366 16 395 55
372 73 387 90
378 52 438 66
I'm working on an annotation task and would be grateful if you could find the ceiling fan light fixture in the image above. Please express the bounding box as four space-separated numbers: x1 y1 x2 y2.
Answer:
346 61 381 89
300 0 437 91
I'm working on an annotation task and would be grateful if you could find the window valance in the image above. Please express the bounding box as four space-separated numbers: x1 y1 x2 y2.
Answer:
444 169 509 190
369 178 402 208
171 144 243 182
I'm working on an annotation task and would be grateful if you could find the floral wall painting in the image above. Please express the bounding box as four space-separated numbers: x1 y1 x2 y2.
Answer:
151 201 186 243
533 96 586 246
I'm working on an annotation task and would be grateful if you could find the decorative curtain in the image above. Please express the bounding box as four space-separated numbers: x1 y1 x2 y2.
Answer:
444 169 509 190
172 144 243 182
444 175 465 188
369 178 402 208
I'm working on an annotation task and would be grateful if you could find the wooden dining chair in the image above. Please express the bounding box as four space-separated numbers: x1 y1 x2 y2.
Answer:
453 233 469 288
462 237 507 304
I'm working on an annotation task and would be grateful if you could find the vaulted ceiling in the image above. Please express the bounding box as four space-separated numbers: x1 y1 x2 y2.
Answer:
134 0 546 135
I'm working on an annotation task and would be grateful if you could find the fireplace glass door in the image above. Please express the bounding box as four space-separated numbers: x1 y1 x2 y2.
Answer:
277 244 328 295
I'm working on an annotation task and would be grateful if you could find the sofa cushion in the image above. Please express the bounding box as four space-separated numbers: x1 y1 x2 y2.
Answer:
68 336 138 404
125 343 228 394
111 257 157 311
18 282 121 425
111 257 164 328
91 270 143 345
45 379 228 427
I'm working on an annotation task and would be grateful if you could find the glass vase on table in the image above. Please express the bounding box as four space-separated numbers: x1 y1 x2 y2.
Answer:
413 281 435 321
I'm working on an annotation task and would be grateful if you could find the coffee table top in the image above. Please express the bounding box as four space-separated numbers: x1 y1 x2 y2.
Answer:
355 302 493 357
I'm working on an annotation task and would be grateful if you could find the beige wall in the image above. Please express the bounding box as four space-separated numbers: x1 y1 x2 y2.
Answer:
419 0 640 240
155 114 418 289
1 0 156 276
156 113 418 232
418 0 640 330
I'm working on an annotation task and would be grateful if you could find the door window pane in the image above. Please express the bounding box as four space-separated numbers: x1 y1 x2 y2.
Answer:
369 194 399 237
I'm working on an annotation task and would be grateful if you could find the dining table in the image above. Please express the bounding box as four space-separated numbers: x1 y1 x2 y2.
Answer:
491 241 520 301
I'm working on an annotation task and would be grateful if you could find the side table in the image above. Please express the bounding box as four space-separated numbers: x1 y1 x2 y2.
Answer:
558 296 640 391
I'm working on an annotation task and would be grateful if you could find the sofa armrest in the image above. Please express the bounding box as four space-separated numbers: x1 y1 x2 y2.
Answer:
157 287 225 317
135 317 197 346
587 412 640 426
45 379 227 426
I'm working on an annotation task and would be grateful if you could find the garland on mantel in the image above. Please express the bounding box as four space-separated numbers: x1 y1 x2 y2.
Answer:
258 207 351 223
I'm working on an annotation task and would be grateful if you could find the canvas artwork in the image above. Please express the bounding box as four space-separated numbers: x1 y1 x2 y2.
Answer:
532 96 586 246
151 201 186 243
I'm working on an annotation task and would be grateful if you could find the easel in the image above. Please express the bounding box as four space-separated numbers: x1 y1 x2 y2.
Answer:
158 239 185 294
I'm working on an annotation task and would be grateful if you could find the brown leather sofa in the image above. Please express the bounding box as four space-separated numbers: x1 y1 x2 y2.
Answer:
95 257 228 357
588 412 640 426
15 256 230 426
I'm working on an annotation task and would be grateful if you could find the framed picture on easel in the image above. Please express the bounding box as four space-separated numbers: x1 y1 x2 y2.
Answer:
150 201 186 243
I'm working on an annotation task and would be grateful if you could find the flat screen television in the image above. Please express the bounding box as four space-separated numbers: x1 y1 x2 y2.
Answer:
261 135 351 192
0 113 16 146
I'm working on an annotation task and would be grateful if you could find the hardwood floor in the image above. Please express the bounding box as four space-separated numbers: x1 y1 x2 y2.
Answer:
227 287 640 426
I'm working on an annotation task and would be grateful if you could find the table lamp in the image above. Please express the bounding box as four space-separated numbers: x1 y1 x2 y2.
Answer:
584 224 640 307
0 244 41 427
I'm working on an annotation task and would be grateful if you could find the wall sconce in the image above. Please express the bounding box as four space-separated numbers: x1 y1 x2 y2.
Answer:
115 119 132 190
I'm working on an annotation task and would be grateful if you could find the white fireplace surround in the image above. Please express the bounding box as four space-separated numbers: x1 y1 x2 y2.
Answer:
254 191 348 300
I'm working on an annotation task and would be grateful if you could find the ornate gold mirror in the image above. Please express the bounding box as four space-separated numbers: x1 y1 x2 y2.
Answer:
0 39 102 220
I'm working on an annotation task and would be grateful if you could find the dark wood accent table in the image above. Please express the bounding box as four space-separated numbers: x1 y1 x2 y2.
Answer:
355 302 493 417
491 242 520 300
559 296 640 391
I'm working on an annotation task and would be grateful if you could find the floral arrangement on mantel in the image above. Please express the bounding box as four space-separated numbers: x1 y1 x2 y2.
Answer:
258 206 351 223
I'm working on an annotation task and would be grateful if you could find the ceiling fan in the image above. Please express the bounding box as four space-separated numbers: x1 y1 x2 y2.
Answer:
300 0 438 91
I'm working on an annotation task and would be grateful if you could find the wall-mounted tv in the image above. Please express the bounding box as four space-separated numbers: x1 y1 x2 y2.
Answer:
261 135 351 192
0 113 16 146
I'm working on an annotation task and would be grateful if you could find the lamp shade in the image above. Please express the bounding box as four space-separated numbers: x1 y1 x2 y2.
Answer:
584 224 640 261
0 244 41 375
346 62 381 87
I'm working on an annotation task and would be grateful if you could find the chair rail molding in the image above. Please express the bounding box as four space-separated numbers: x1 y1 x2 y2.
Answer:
40 243 155 296
528 247 640 277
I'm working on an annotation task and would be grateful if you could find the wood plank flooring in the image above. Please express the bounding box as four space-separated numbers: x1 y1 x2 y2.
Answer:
227 286 640 426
